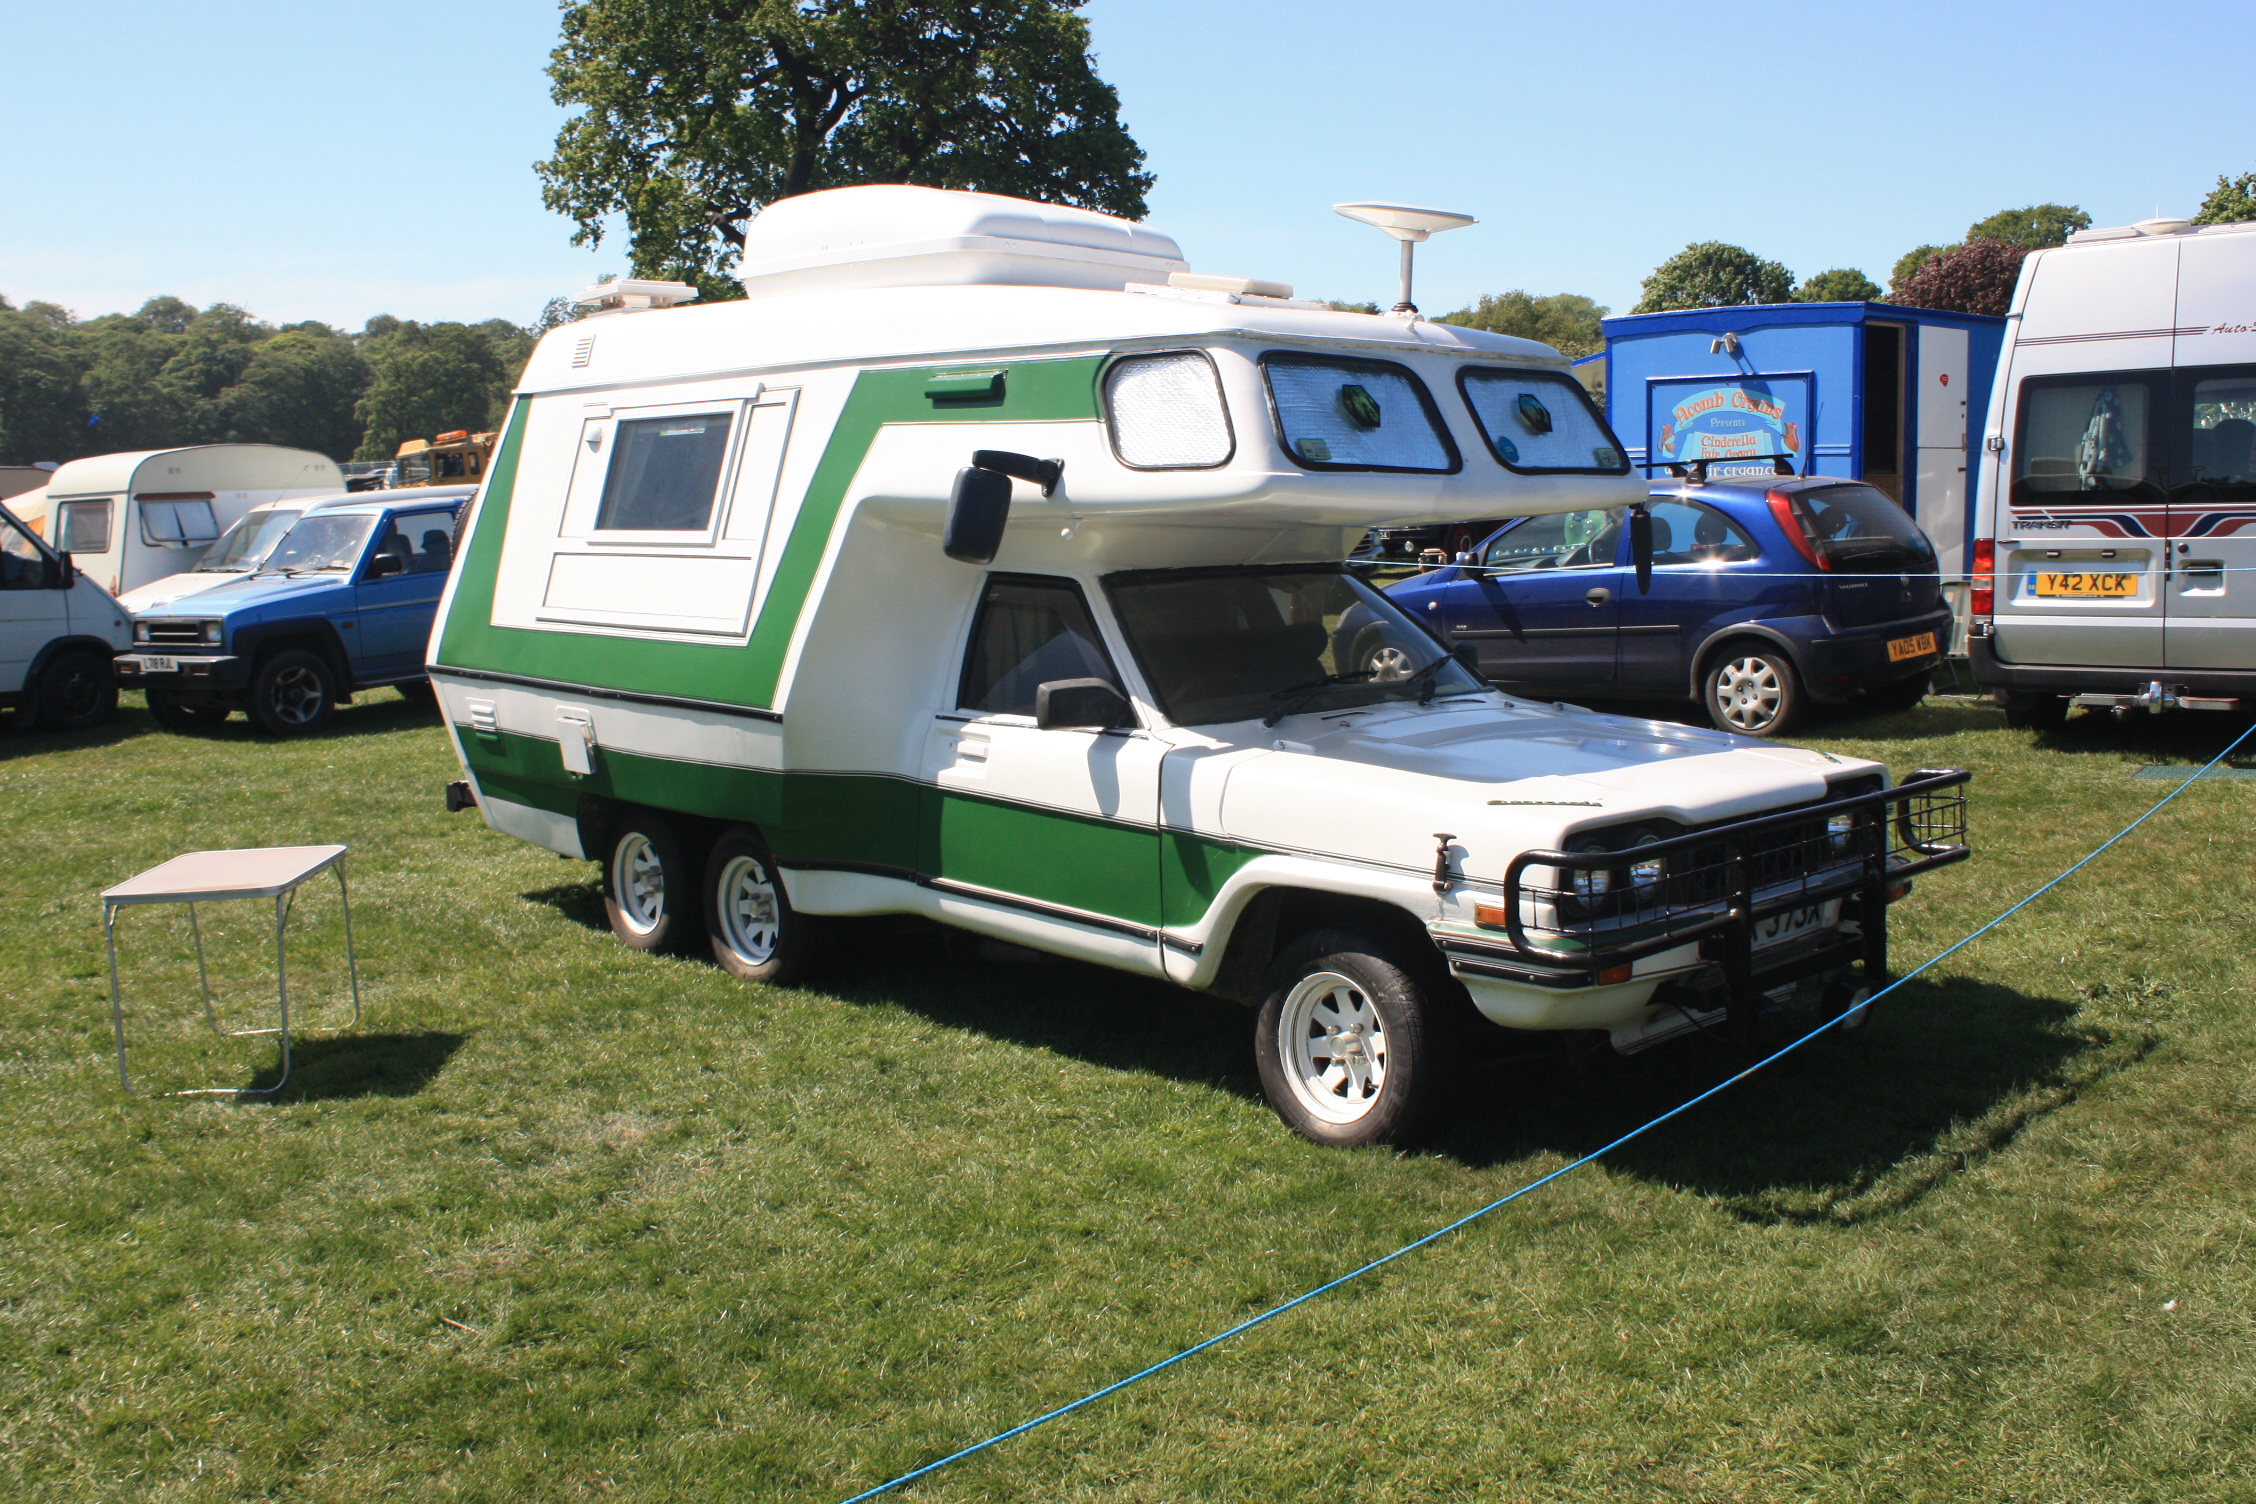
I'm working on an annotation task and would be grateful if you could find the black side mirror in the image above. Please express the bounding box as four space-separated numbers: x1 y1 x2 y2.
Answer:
51 552 75 588
366 551 406 580
944 467 1013 564
1629 504 1653 594
1035 677 1132 731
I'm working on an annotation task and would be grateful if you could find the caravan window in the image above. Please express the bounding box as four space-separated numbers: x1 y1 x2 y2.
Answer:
595 412 736 532
2013 375 2165 505
139 497 220 547
1262 354 1459 473
2186 373 2256 499
1103 351 1234 468
1459 368 1628 474
56 500 113 554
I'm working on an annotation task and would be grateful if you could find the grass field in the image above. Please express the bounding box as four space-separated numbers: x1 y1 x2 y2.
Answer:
2 688 2253 1502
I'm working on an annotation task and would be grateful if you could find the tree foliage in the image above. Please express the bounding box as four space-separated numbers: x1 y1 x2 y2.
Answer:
1438 290 1608 358
352 320 533 461
1964 203 2090 250
1631 243 1794 314
1890 239 2028 317
2194 171 2256 226
1794 268 1883 304
539 0 1153 293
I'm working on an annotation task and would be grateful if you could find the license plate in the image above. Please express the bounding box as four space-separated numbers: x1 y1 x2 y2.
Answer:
139 656 178 674
1754 902 1835 950
1886 631 1937 663
2032 571 2137 598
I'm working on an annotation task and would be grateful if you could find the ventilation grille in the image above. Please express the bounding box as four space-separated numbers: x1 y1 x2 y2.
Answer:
571 335 595 369
467 698 499 738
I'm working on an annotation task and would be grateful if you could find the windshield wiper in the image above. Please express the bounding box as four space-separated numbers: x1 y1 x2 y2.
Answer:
1263 670 1375 728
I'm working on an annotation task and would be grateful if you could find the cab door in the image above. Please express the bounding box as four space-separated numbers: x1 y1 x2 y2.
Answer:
1438 507 1623 688
2165 366 2256 670
922 574 1166 957
354 506 460 675
1616 496 1767 692
0 510 70 695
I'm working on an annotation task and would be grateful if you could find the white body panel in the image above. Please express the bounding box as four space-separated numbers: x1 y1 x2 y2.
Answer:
1915 325 1970 577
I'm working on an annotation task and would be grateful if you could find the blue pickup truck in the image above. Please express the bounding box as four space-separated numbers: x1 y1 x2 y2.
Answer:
115 494 467 736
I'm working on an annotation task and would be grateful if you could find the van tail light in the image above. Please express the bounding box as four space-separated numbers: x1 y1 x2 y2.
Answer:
1971 537 1995 618
1766 489 1830 571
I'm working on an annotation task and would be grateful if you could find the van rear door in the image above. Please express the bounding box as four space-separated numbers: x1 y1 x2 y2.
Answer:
2165 365 2256 670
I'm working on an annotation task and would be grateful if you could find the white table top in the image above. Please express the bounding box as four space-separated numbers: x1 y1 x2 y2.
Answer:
103 845 348 906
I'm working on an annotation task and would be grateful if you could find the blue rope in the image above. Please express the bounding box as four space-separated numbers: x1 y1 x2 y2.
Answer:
838 723 2256 1504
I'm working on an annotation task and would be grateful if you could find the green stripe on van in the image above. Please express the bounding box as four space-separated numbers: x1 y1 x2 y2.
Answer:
434 357 1104 710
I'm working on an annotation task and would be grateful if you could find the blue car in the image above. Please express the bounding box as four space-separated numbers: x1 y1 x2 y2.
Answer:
1373 476 1951 736
116 494 467 737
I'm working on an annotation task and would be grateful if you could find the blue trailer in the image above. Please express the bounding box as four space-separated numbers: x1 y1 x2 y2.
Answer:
1595 302 2006 581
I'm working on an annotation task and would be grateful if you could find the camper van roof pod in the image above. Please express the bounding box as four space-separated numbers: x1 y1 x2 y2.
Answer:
572 279 700 315
734 184 1189 299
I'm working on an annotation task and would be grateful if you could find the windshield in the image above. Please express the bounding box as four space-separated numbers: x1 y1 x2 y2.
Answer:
1106 567 1485 727
197 508 305 572
1790 484 1933 568
260 514 379 574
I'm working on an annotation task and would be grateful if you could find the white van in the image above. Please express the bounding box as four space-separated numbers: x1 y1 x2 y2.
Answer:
431 186 1969 1144
24 446 344 599
1971 216 2256 724
1 505 132 730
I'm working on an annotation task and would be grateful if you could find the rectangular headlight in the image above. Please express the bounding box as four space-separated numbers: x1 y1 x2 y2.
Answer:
202 620 222 643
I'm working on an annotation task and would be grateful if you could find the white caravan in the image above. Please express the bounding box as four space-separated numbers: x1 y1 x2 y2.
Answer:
25 446 343 599
431 186 1969 1144
1971 216 2256 724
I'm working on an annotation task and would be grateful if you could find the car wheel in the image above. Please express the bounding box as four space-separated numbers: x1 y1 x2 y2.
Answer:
1862 673 1929 715
146 684 228 731
1704 645 1803 737
248 649 338 738
702 826 822 984
1353 626 1418 683
603 813 704 954
26 650 117 733
2001 694 2068 731
1255 928 1456 1147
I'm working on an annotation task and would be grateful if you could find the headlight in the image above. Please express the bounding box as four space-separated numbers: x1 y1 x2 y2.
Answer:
1827 812 1855 853
202 620 222 644
1565 836 1610 896
1628 830 1665 888
133 622 150 642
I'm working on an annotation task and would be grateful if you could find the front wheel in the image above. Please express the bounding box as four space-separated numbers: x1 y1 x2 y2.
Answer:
702 827 822 985
1704 645 1803 737
24 650 117 733
1255 929 1455 1147
248 649 338 738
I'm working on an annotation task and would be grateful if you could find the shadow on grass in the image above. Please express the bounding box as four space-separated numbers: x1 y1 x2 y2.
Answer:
0 689 441 764
235 1030 467 1103
522 882 609 933
2028 708 2256 766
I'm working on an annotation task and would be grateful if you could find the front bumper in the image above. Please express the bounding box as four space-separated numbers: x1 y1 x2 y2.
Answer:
114 653 248 691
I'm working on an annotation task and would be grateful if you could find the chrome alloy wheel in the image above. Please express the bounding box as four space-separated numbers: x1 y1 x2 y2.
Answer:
1364 643 1417 682
265 662 328 727
1277 970 1390 1125
611 832 666 937
713 852 781 966
1712 654 1784 732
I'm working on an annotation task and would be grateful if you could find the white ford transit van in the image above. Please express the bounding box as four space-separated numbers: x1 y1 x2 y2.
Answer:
431 186 1969 1143
1 505 131 730
1971 216 2256 724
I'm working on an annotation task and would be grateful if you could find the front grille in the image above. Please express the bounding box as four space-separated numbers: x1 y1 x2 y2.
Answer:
143 622 210 646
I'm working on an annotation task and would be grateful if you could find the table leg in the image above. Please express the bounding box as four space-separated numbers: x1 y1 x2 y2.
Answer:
190 902 224 1037
335 862 361 1030
105 903 132 1096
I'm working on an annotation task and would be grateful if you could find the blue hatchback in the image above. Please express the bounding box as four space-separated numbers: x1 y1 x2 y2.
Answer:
1376 476 1951 736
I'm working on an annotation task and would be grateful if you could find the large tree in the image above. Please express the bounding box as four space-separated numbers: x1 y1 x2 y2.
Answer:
1795 267 1883 304
538 0 1153 293
2195 171 2256 226
1891 239 2027 317
1631 243 1794 314
217 327 373 458
352 320 529 461
0 301 90 465
1437 290 1608 358
1965 203 2090 250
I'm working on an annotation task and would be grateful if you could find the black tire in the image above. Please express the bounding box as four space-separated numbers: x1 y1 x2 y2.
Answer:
25 650 117 733
602 812 702 954
702 826 823 984
1862 672 1929 715
1703 642 1804 737
248 649 338 738
2002 694 2069 731
1255 928 1457 1147
146 684 230 731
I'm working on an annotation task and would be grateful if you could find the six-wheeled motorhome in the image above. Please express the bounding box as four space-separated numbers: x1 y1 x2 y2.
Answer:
1972 216 2256 724
430 186 1968 1144
22 446 344 598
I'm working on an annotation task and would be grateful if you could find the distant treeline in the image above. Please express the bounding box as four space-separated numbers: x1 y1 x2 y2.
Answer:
0 295 544 467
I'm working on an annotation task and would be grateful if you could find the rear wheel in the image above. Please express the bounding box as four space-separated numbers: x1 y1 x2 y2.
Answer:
2001 693 2069 731
1255 929 1455 1147
248 649 337 737
1704 644 1803 737
702 827 822 985
603 813 702 954
25 650 116 733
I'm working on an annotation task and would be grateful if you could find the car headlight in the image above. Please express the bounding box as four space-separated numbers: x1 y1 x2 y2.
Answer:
202 620 222 644
1827 812 1855 854
1627 830 1665 888
1564 836 1610 896
133 622 150 642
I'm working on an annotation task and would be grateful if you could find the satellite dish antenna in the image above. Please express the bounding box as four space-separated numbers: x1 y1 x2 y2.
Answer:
1333 202 1477 315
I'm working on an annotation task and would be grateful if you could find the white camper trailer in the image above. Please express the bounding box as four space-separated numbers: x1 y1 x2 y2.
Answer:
1971 215 2256 723
430 186 1969 1144
26 446 343 598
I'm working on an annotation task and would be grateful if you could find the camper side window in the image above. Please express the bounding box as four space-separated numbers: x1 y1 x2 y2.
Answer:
57 500 113 554
140 498 220 548
958 576 1123 719
2013 375 2165 505
594 412 737 532
2186 372 2256 498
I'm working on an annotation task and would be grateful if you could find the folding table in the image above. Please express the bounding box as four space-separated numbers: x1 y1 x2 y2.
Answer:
102 844 361 1096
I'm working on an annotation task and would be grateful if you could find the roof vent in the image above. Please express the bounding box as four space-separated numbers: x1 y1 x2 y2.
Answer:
2133 216 2192 237
735 185 1187 299
571 279 699 316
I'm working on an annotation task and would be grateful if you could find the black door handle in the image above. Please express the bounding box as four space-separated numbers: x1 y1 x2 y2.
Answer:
1585 587 1612 606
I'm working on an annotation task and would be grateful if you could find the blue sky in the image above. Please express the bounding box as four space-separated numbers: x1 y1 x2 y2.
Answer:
4 0 2248 330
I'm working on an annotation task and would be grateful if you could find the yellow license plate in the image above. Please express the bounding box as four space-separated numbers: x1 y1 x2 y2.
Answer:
2033 571 2137 597
1886 631 1937 663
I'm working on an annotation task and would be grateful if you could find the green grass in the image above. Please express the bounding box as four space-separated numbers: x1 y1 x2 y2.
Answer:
3 689 2255 1501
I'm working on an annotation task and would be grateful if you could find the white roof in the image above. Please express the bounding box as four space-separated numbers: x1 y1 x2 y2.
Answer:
40 444 344 500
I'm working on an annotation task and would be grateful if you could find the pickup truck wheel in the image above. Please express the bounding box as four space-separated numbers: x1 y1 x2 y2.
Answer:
1704 645 1803 737
702 827 820 984
1256 929 1454 1146
249 649 337 737
603 815 701 954
146 685 229 731
25 650 117 733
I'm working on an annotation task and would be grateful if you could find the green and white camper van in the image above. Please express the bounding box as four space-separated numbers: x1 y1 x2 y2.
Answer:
431 186 1969 1144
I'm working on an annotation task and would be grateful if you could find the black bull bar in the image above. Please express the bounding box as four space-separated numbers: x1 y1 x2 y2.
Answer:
1448 769 1971 1031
